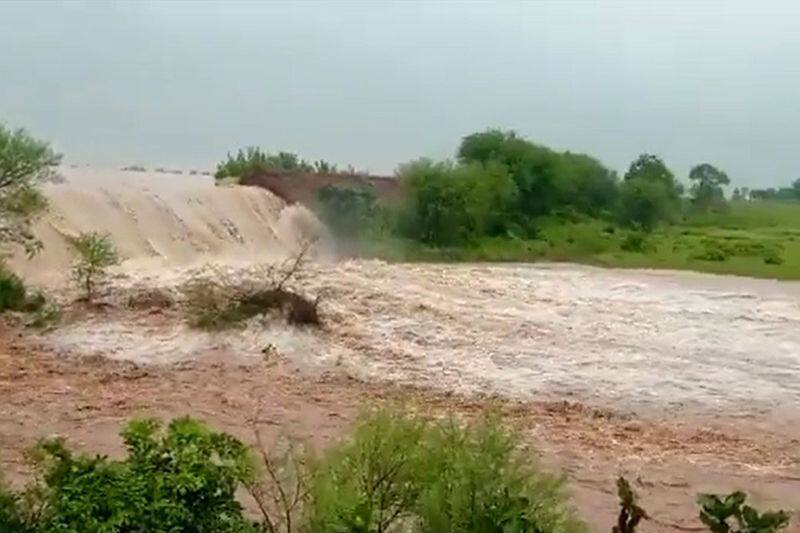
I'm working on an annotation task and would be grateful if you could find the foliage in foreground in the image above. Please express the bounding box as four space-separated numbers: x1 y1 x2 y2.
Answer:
0 412 792 532
0 124 60 256
0 417 259 532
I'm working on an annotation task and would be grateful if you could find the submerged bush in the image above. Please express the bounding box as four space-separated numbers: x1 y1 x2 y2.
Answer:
182 244 321 330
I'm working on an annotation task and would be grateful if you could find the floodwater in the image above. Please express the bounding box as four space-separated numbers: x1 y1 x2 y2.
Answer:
309 261 800 414
21 168 800 415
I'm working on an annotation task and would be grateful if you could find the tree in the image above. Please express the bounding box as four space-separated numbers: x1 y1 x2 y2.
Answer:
457 129 618 219
619 154 681 231
71 232 119 302
689 163 730 211
397 159 517 245
0 124 61 255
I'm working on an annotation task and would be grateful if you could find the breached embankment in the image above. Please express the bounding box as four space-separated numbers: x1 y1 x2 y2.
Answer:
8 167 322 284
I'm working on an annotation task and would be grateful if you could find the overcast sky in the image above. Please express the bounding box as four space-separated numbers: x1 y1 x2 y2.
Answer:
1 1 798 186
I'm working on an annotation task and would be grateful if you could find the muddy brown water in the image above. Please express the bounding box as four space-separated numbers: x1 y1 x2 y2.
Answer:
40 260 800 419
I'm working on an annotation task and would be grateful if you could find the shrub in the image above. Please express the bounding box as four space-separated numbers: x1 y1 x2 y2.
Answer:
308 410 582 533
71 232 119 302
308 410 427 532
0 262 27 312
693 241 729 262
620 232 648 253
414 416 581 533
2 417 259 532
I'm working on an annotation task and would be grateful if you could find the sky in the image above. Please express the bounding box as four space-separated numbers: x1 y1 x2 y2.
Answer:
1 0 799 187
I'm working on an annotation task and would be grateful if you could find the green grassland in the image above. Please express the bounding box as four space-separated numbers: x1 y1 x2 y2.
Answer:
362 200 800 280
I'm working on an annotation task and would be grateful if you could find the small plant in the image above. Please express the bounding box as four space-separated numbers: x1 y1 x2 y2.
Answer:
613 477 648 533
698 492 790 533
71 232 119 302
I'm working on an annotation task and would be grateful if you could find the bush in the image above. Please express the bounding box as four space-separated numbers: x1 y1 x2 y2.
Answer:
71 232 119 302
620 232 649 253
308 410 582 533
0 262 27 312
414 416 581 533
1 417 259 532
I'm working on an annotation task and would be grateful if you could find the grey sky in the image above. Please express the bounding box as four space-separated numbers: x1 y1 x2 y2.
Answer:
1 1 798 186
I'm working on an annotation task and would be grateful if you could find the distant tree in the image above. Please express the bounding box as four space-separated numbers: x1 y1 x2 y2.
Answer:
619 154 681 231
731 188 743 201
313 160 338 174
689 163 730 211
792 178 800 198
214 147 314 181
458 129 617 219
740 186 750 200
0 125 61 255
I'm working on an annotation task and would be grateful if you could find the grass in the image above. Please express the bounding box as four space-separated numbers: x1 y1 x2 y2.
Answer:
362 200 800 280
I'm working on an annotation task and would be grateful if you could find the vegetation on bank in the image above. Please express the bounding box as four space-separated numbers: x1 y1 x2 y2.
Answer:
0 411 789 532
287 129 800 280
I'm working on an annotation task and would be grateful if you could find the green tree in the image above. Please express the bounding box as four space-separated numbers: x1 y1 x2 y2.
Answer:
458 129 561 217
458 129 618 219
71 232 119 302
619 154 681 231
398 159 517 245
0 124 60 255
689 163 730 211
